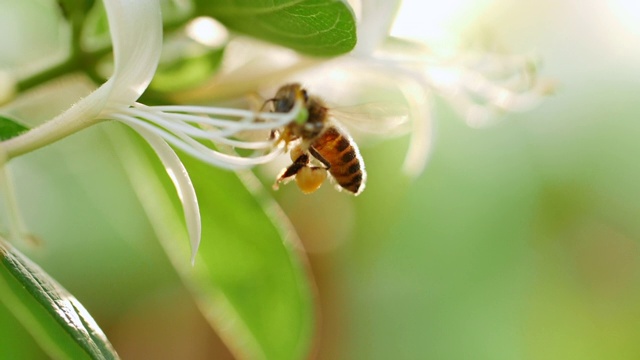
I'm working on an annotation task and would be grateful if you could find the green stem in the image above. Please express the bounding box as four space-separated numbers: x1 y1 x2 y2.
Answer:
15 58 79 93
16 0 86 92
16 16 194 94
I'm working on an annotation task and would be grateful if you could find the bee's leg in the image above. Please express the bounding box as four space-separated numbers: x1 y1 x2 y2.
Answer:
308 147 331 170
272 127 295 150
269 129 278 140
274 153 310 190
280 153 310 179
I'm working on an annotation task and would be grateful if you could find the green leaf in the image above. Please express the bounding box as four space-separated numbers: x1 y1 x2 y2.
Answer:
0 302 48 359
109 125 315 360
181 159 315 360
151 46 225 92
195 0 357 56
56 0 96 21
0 239 119 360
0 116 28 141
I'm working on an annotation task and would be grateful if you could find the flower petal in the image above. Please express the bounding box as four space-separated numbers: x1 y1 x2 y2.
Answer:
125 122 202 265
0 0 162 159
354 0 402 55
102 0 163 107
400 79 434 177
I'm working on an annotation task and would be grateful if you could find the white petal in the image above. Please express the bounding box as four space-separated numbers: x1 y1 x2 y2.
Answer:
400 79 434 177
125 122 202 265
0 0 162 158
354 0 402 55
0 70 16 105
102 0 163 107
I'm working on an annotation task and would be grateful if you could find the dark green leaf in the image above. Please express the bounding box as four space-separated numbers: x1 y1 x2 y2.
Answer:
0 239 119 360
195 0 357 56
57 0 96 20
110 125 315 360
0 116 28 141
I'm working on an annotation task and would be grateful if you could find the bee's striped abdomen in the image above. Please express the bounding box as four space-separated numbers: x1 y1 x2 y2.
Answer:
311 127 366 195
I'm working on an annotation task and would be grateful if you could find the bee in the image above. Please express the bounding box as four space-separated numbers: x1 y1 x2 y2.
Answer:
266 83 367 195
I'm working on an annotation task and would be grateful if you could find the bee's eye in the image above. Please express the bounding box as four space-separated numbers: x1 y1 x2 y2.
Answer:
274 99 290 112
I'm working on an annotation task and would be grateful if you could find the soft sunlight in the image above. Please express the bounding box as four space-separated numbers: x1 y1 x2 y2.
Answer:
186 16 228 47
391 0 493 52
606 0 640 37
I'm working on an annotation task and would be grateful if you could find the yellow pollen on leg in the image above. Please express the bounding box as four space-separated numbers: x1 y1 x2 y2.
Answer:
295 167 327 194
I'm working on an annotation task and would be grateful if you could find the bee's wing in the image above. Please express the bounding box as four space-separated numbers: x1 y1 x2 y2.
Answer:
329 102 410 137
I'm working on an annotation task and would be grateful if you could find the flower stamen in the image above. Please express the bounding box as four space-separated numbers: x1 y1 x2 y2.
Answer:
110 99 303 171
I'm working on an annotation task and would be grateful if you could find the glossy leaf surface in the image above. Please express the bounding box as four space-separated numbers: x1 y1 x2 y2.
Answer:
0 239 118 360
196 0 357 56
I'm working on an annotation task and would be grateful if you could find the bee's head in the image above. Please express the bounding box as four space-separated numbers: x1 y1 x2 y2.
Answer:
273 83 308 113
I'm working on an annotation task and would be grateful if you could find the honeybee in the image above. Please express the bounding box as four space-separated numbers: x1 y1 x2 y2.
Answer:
266 83 367 195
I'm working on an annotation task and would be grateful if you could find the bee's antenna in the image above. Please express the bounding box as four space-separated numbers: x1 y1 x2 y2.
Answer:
261 98 277 111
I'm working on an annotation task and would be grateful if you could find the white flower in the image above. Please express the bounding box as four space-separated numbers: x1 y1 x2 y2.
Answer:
347 0 551 175
171 0 550 179
0 0 550 263
0 0 302 264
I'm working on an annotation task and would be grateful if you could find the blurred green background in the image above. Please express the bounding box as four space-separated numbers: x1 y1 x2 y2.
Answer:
3 0 640 359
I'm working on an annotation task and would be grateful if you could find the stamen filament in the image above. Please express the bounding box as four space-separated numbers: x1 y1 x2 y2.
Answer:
113 114 283 170
145 103 301 123
121 109 273 149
